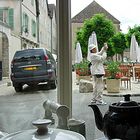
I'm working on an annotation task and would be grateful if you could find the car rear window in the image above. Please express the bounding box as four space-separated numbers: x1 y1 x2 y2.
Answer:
13 49 44 62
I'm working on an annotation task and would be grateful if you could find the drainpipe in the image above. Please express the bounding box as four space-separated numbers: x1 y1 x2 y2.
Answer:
51 18 52 53
35 0 40 47
20 0 22 49
36 16 39 47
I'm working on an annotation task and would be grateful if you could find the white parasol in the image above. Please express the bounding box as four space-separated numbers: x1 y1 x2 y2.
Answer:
75 42 83 63
136 45 140 63
87 31 98 61
130 34 138 62
130 34 139 81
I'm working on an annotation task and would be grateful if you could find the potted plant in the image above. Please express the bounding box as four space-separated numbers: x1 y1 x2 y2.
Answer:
105 61 122 93
74 59 91 82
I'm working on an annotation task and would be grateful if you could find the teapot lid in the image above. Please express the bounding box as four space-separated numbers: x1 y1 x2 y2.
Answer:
115 94 139 106
1 119 85 140
109 94 140 112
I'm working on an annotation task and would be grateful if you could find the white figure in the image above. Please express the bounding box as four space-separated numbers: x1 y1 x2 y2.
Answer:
89 43 108 105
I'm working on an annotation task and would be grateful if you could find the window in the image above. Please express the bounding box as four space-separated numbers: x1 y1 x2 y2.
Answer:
31 0 34 6
32 19 36 37
0 8 8 23
22 13 29 33
0 8 14 28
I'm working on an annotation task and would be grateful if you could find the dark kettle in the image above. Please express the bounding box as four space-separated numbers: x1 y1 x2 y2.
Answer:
88 94 140 140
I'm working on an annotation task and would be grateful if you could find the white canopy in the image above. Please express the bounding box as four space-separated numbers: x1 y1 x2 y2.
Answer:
75 42 83 63
87 31 98 61
130 34 139 62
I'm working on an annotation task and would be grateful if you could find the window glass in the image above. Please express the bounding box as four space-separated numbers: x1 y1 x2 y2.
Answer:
31 0 34 6
32 19 36 37
0 8 14 28
22 13 29 32
8 8 14 28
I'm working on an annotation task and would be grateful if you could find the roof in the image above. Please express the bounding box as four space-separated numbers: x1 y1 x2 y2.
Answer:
71 1 120 24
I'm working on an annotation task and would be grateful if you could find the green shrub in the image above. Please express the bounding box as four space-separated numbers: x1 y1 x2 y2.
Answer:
74 59 91 76
106 61 121 79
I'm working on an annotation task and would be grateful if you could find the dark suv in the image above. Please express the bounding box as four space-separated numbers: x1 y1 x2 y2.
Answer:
10 48 57 92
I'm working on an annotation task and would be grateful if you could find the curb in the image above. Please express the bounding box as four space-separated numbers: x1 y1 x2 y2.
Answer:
0 81 12 87
103 93 140 97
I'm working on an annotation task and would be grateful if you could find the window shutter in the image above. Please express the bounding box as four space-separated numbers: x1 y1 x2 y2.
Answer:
32 20 34 35
22 13 29 32
32 20 36 37
31 0 34 6
22 13 25 26
26 15 29 30
8 8 14 28
0 9 3 22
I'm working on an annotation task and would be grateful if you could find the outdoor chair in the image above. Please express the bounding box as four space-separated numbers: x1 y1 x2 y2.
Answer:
119 65 132 90
135 67 140 82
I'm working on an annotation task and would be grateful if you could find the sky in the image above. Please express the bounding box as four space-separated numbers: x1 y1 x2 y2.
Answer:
48 0 140 33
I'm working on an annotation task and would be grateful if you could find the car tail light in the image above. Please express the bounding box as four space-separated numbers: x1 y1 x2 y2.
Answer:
44 55 48 61
44 55 52 68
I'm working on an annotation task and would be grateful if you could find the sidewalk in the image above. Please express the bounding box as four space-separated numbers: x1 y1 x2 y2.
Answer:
103 81 140 97
72 72 140 139
0 77 11 86
1 74 140 96
0 73 140 140
72 72 140 97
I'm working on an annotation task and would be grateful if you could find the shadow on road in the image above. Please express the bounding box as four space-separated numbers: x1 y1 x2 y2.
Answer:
19 84 56 94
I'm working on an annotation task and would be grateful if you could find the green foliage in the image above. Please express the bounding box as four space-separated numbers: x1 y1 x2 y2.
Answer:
109 32 127 55
74 59 90 76
125 25 140 47
76 14 116 57
74 59 90 69
106 61 120 79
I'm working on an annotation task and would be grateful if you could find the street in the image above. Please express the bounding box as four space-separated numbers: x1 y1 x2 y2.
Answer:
0 84 57 134
0 74 140 140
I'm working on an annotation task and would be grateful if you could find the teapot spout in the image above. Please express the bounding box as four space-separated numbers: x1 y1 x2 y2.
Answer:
88 104 103 132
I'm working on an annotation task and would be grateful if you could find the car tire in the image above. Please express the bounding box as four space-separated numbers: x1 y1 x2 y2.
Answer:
27 83 38 87
48 80 56 89
14 84 23 92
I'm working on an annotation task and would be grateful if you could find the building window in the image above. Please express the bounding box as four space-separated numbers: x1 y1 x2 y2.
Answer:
0 8 14 28
31 0 34 6
32 20 36 37
22 13 29 33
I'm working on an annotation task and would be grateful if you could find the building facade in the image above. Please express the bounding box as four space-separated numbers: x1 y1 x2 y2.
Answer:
0 0 57 77
21 0 39 49
48 4 57 54
71 1 121 64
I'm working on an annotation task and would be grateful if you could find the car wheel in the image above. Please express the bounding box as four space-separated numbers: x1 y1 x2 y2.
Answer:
27 83 38 87
14 84 23 92
48 80 57 89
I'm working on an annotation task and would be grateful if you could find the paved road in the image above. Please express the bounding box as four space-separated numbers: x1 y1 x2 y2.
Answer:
0 73 140 140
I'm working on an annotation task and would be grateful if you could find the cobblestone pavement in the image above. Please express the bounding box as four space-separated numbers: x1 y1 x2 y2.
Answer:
1 73 140 140
72 72 140 139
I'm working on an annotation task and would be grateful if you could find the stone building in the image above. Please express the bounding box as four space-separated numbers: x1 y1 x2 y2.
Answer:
48 4 57 54
0 0 57 78
39 1 57 54
71 0 121 64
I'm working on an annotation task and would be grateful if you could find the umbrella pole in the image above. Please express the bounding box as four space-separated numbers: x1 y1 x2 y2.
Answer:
132 66 135 82
132 62 137 83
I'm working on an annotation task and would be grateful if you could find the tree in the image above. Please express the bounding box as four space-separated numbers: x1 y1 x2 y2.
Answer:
76 14 116 57
110 32 127 61
125 25 140 48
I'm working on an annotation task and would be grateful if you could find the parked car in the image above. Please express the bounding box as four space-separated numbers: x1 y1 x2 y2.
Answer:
10 48 57 92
